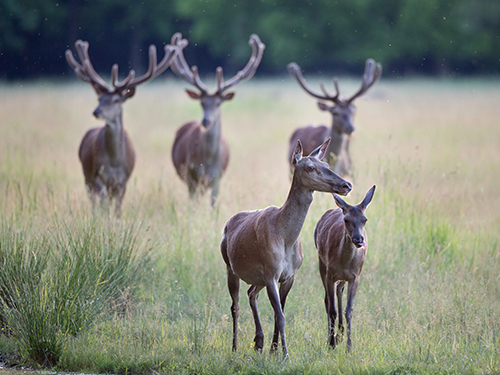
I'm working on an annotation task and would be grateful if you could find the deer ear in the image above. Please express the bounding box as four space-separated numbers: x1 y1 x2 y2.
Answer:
121 87 136 101
333 193 348 212
309 137 331 160
318 102 330 112
358 185 376 211
186 89 201 99
292 139 303 166
222 92 235 101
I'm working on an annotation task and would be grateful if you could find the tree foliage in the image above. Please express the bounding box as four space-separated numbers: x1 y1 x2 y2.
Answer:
1 0 499 79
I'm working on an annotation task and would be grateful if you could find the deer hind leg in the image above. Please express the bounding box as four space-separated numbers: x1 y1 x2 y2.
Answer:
227 266 240 352
266 280 288 359
336 281 346 343
345 279 359 351
271 276 294 352
247 285 265 352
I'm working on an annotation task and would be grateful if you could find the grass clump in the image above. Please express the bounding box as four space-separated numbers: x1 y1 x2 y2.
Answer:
0 215 150 367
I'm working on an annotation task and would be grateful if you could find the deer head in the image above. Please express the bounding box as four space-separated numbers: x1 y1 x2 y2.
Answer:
66 40 177 124
288 59 382 135
169 33 265 129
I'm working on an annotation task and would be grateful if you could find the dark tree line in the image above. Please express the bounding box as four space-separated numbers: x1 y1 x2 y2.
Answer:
1 0 500 80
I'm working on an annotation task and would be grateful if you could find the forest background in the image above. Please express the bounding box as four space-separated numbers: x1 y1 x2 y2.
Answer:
1 0 500 80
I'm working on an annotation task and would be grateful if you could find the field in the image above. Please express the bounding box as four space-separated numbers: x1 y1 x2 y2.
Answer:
0 76 499 374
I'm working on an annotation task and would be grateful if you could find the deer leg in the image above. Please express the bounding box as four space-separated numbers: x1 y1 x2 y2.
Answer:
271 276 294 352
248 285 265 352
114 185 126 218
336 281 346 342
345 279 359 351
210 174 221 208
266 280 288 359
227 266 240 352
319 259 337 347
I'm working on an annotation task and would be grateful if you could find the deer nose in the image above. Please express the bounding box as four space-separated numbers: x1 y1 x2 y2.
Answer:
201 117 210 127
93 108 101 118
352 236 365 248
343 181 352 193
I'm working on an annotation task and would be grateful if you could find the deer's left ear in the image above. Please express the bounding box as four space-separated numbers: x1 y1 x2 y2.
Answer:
309 138 331 160
222 92 235 101
358 185 376 211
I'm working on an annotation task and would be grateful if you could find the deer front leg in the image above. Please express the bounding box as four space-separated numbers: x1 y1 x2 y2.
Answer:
227 266 240 352
114 185 126 218
345 279 359 351
266 280 288 359
210 173 221 208
248 285 265 352
319 259 337 347
336 281 346 343
271 276 294 352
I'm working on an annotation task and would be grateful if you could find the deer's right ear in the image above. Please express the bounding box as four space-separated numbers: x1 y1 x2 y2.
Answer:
333 193 348 212
292 139 303 166
186 89 201 99
318 102 330 112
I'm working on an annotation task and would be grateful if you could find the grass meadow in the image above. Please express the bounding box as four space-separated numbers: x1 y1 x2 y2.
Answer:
0 75 499 374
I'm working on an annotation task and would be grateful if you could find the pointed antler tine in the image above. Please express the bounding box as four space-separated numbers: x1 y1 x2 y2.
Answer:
216 67 224 92
346 58 382 103
333 77 340 97
320 82 331 98
288 62 340 103
216 33 265 94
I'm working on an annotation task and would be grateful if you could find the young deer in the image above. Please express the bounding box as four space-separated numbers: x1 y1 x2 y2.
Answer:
65 40 176 216
314 185 376 350
170 33 265 207
221 139 352 358
287 60 382 177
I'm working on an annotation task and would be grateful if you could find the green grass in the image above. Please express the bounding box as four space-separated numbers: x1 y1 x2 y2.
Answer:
0 77 499 374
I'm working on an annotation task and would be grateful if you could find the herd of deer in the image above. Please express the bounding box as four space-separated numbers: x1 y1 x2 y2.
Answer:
66 33 381 358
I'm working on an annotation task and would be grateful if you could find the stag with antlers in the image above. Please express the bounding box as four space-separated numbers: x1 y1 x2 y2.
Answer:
169 33 265 206
66 39 176 216
287 59 382 177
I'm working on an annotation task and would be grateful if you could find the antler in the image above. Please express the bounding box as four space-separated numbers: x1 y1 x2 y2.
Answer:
169 33 265 96
110 43 177 93
66 40 110 94
66 40 177 95
215 34 265 94
346 58 382 104
170 32 209 94
287 62 341 104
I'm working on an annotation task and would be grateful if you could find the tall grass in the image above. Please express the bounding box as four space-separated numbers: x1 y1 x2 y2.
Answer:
0 78 499 373
0 215 150 366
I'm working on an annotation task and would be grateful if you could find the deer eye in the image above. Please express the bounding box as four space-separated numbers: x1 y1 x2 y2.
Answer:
307 165 315 172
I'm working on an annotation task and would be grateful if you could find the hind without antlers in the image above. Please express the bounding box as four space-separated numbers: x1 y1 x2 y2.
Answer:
314 185 376 350
66 39 176 216
221 138 352 358
170 33 265 207
287 59 382 177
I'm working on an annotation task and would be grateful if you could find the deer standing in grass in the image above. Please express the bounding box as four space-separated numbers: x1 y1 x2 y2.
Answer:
66 40 176 216
170 33 265 207
287 59 382 177
221 139 352 358
314 185 375 350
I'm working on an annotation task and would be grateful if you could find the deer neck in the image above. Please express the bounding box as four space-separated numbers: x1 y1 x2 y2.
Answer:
202 115 222 159
328 125 346 156
104 114 125 161
278 175 314 246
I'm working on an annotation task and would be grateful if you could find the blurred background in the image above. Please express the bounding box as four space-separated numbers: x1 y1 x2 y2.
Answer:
2 0 500 80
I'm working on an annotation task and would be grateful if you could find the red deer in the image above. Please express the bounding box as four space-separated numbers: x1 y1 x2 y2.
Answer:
287 60 382 177
169 33 265 206
221 139 352 358
314 185 376 350
65 40 176 216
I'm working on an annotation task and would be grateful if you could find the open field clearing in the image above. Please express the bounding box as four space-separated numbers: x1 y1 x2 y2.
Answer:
0 77 499 374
